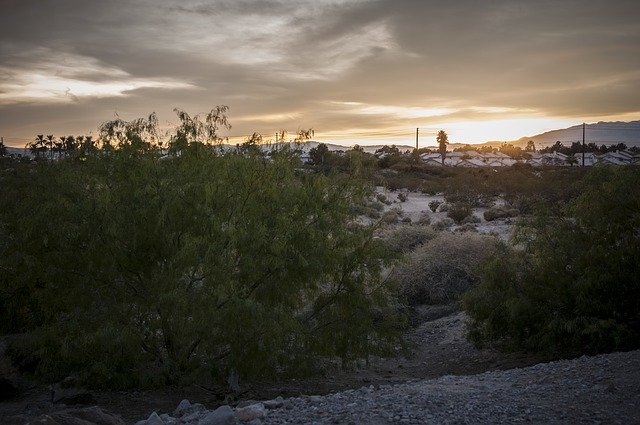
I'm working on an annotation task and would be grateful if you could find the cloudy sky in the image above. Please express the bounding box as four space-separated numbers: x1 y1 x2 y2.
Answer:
1 0 639 147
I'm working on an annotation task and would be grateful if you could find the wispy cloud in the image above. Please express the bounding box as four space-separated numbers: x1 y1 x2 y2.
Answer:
0 0 638 143
0 48 194 105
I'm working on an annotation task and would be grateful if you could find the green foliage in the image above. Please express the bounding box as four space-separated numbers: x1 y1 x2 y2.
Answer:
0 148 403 388
447 203 472 224
393 233 503 305
483 206 520 222
464 166 640 357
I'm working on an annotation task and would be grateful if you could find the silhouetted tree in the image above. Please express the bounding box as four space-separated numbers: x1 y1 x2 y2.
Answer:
309 142 329 165
437 130 449 165
525 140 536 152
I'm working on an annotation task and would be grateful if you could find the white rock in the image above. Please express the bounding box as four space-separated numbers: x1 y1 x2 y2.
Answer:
262 396 284 410
174 399 192 417
234 403 265 422
143 411 165 425
199 405 237 425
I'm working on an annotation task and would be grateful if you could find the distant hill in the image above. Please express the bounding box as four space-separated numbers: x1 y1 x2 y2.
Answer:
511 121 640 148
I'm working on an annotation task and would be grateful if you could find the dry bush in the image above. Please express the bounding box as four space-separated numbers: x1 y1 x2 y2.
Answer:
447 203 472 224
417 212 431 226
381 209 400 224
431 217 454 230
393 232 502 305
461 214 481 224
428 199 442 212
379 225 437 254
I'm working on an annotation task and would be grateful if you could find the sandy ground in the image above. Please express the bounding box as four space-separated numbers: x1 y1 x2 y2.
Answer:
375 188 515 241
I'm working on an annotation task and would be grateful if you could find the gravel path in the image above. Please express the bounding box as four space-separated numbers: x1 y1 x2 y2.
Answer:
258 350 639 424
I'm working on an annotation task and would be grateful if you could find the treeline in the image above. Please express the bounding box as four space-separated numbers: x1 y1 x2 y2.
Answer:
539 140 631 155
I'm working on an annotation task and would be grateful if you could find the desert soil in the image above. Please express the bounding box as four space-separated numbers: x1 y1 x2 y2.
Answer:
1 306 545 424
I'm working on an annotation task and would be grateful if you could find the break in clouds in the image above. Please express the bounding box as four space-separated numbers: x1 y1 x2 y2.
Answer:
1 0 639 142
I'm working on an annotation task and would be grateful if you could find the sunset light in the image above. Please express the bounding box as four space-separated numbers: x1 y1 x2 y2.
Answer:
0 0 638 146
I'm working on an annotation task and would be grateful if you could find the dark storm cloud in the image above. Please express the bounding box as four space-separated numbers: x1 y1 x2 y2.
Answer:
1 0 639 144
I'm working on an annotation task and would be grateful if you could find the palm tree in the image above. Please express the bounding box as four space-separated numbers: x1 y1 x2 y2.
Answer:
45 135 55 160
54 136 65 158
437 130 449 165
63 136 77 156
27 135 47 159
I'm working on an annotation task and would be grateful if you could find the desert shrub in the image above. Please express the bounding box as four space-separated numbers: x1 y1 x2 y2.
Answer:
417 212 431 226
464 166 640 357
447 203 472 224
461 214 481 224
381 209 400 224
393 233 503 305
444 191 478 206
397 192 408 202
455 223 478 233
0 149 403 388
376 193 391 205
351 198 385 219
428 200 442 212
483 206 519 221
379 226 437 253
431 218 455 231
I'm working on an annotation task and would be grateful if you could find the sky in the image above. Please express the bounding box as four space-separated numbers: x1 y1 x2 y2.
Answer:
1 0 639 148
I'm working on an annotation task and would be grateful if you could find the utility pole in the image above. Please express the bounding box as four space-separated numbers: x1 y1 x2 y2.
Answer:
582 122 585 167
415 128 419 150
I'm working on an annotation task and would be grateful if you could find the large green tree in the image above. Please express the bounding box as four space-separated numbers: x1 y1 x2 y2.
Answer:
1 131 402 388
464 166 640 357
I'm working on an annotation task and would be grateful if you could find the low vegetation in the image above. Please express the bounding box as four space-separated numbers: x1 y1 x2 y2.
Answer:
392 233 503 306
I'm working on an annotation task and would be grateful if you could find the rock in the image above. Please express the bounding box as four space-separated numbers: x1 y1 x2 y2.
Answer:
174 399 192 416
234 403 265 422
262 396 284 410
236 399 259 408
173 399 207 418
309 395 323 403
139 411 165 425
51 385 95 405
184 410 207 423
160 413 179 425
178 402 208 418
199 405 237 425
0 376 20 400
